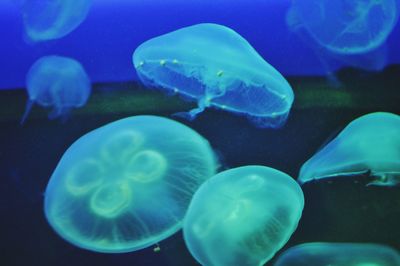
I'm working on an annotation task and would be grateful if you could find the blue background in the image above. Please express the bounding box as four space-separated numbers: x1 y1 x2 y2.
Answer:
1 0 399 90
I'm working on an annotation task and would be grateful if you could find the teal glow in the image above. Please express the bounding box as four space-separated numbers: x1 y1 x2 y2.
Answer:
21 0 92 42
299 112 400 186
287 0 399 54
273 242 400 266
21 55 91 124
44 115 217 253
183 165 304 266
133 23 294 128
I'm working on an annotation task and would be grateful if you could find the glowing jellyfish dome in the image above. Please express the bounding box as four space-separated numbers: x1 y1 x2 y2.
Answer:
21 0 92 42
44 116 217 253
287 0 399 54
133 23 294 128
273 242 400 266
22 55 91 124
298 112 400 186
183 165 304 266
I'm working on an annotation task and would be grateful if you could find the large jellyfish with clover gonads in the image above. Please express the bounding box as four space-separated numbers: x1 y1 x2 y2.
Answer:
286 0 399 55
298 112 400 187
183 165 304 266
273 242 400 266
21 55 91 124
44 115 217 253
132 23 294 129
20 0 92 42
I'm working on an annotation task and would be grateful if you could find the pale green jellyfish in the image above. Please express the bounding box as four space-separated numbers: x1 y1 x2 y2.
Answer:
298 112 400 186
273 242 400 266
133 23 294 128
21 0 92 42
44 116 216 253
183 166 304 266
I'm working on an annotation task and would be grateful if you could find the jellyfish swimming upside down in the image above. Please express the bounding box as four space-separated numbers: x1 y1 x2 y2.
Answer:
132 23 294 128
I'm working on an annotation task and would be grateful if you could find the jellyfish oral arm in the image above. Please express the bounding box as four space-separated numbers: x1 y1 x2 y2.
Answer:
366 172 400 187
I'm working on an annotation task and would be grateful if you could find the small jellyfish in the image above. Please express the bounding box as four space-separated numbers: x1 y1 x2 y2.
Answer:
273 242 400 266
44 116 216 253
298 112 400 186
21 55 91 124
287 0 399 54
132 23 294 128
21 0 92 42
183 165 304 266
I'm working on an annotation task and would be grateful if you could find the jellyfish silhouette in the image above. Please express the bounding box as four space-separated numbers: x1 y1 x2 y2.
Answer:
44 116 216 253
298 112 400 186
287 0 399 54
183 165 304 266
273 242 400 266
21 55 91 124
133 23 294 128
21 0 92 42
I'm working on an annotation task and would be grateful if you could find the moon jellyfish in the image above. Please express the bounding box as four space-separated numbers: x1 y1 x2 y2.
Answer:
21 55 91 124
44 116 216 253
132 23 294 128
286 0 399 74
273 242 400 266
299 112 400 186
287 0 399 54
183 166 304 266
21 0 92 42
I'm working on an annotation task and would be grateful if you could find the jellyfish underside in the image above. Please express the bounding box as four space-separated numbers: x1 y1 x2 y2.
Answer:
133 23 294 128
298 112 400 187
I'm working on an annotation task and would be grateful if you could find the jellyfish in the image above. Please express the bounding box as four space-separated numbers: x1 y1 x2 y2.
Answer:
21 0 92 42
183 165 304 266
21 55 91 124
286 0 399 74
298 112 400 186
287 0 399 54
44 115 216 253
132 23 294 128
273 242 400 266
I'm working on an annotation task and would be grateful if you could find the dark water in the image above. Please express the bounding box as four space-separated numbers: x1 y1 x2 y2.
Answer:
0 66 399 266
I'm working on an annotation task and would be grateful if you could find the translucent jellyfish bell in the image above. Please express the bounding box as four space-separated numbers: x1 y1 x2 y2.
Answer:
183 165 304 266
21 55 91 124
299 112 400 186
132 23 294 128
44 116 217 253
287 0 399 54
21 0 92 42
273 242 400 266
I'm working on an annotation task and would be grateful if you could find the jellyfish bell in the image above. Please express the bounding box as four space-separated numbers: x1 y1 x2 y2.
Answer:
298 112 400 187
273 242 400 266
183 165 304 266
44 115 217 253
286 0 399 79
132 23 294 128
21 55 91 124
287 0 399 55
21 0 92 42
